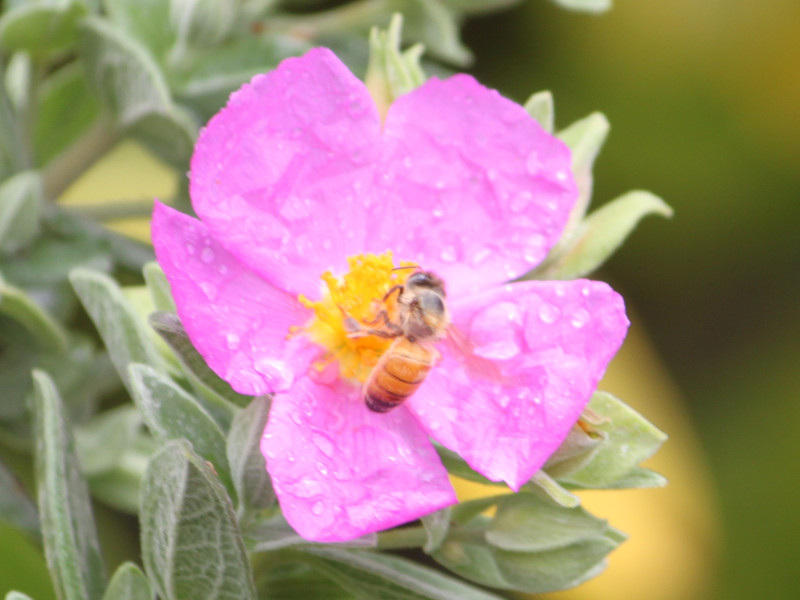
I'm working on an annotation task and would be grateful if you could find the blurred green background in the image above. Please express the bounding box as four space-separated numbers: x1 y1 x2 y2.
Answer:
463 1 799 598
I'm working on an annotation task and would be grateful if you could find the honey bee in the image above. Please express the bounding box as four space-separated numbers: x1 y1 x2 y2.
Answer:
346 270 449 412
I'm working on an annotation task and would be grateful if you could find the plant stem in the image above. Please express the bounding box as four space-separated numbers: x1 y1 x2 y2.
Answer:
69 198 158 221
42 114 119 200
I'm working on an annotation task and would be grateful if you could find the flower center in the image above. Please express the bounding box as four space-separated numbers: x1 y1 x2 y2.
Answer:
297 252 414 383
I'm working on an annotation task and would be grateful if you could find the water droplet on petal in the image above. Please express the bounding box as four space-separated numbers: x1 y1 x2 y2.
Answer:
510 191 533 213
254 357 294 392
200 247 214 263
432 205 444 218
429 420 441 431
312 432 334 457
315 461 329 476
186 243 195 256
226 333 240 349
526 151 542 175
474 340 520 361
470 247 492 266
538 303 560 324
440 245 457 263
312 501 324 515
571 309 591 329
486 168 498 181
497 394 511 408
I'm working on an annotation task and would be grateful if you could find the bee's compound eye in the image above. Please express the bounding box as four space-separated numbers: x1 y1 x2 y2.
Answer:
407 271 434 287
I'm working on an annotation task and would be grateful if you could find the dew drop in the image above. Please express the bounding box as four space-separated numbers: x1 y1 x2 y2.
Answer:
525 151 542 175
200 247 215 263
474 340 520 361
312 433 334 457
312 501 324 515
570 309 591 329
403 156 413 169
226 333 240 350
510 191 533 213
218 264 228 276
322 238 332 250
538 303 560 324
254 357 294 392
486 168 498 181
497 394 511 408
440 245 457 263
186 243 195 255
555 169 569 182
429 421 441 431
199 282 217 299
432 205 444 218
470 247 492 266
315 461 329 476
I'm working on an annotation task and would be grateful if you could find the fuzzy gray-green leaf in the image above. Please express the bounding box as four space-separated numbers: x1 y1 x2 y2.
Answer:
32 370 107 600
0 170 43 253
542 190 673 280
101 562 152 600
128 363 233 497
557 391 668 488
69 268 163 391
227 395 274 516
297 546 503 600
141 440 256 600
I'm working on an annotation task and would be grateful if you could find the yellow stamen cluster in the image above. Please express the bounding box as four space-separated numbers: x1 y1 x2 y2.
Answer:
297 252 414 383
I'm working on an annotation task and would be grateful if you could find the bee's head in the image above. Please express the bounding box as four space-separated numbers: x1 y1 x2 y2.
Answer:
405 270 446 297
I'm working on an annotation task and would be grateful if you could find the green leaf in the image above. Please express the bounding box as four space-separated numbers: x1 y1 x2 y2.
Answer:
435 444 505 488
0 212 112 288
79 16 171 126
32 369 107 600
557 112 609 226
128 363 233 496
143 261 176 312
103 0 176 61
257 563 354 600
0 170 43 253
74 406 142 476
556 391 668 489
524 90 554 134
87 433 158 513
602 466 667 490
69 268 163 392
402 0 471 66
5 592 35 600
35 63 100 165
421 507 451 553
540 190 673 280
365 14 426 109
101 562 152 600
127 103 198 169
227 395 274 517
169 0 239 47
141 439 256 600
149 311 250 416
486 493 608 552
245 513 307 553
434 526 622 594
526 471 580 508
544 422 604 475
296 546 504 600
0 1 87 57
0 318 40 424
0 280 67 352
551 0 612 14
0 458 40 542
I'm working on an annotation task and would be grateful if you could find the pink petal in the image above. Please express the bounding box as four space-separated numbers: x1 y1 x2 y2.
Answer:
262 376 456 542
404 279 628 490
373 76 577 297
151 201 315 395
190 47 382 297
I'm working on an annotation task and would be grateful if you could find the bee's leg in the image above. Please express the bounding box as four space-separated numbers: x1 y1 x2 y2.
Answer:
340 306 401 339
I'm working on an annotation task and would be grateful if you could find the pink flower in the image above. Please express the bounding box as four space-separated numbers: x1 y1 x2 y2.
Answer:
151 48 629 542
